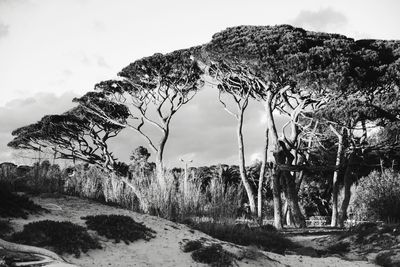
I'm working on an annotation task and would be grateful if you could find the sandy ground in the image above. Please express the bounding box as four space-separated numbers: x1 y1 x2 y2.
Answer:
7 195 378 267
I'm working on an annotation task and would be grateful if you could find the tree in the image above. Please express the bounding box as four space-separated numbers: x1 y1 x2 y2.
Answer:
202 25 357 228
129 145 154 178
208 61 263 214
312 39 400 226
75 50 204 186
9 103 128 173
130 145 151 164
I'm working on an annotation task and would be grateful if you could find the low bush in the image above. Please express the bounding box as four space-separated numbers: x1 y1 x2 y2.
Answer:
186 220 293 254
180 240 203 252
191 244 235 267
0 187 45 219
375 250 398 267
340 222 379 243
326 242 350 254
82 215 155 244
10 220 101 257
352 169 400 223
0 220 13 237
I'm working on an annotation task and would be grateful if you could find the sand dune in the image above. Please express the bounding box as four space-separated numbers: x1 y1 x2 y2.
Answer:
7 195 377 267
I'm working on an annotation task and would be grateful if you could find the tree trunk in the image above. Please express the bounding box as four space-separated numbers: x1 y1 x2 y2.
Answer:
282 169 306 227
283 199 294 226
0 238 64 262
237 108 256 214
263 97 283 229
272 168 283 229
257 128 269 222
155 128 169 188
330 126 344 227
338 152 354 227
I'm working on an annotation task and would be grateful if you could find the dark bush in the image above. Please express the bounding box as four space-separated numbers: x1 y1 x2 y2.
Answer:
191 244 235 267
0 186 45 219
260 224 277 232
326 242 350 254
82 215 155 244
375 250 398 267
187 221 293 254
10 220 101 257
341 222 379 243
181 240 203 252
0 220 13 237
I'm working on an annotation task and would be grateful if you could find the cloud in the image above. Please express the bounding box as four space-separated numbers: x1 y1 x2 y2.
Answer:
93 20 106 32
0 22 9 39
0 91 78 163
96 56 110 68
292 7 348 32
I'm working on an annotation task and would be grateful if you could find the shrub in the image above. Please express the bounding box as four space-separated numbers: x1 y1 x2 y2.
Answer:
191 244 235 267
186 220 293 254
339 222 379 243
180 240 203 252
0 220 13 237
352 169 400 223
10 220 101 257
82 215 155 244
0 187 45 218
326 242 350 254
375 250 398 267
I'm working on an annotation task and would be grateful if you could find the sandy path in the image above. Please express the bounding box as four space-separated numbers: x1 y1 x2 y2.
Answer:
8 195 378 267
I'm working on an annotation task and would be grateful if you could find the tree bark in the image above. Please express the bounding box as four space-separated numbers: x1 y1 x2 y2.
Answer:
237 108 256 214
264 97 283 229
0 238 64 262
330 126 344 227
258 128 269 222
278 113 306 228
283 171 306 227
155 127 169 188
338 151 355 227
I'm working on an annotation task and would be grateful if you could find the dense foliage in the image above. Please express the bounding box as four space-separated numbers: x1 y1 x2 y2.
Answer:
10 220 101 257
190 243 235 267
0 185 45 218
82 214 155 243
352 170 400 223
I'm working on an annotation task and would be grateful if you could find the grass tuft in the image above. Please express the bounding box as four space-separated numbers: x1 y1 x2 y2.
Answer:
82 214 155 244
10 220 101 257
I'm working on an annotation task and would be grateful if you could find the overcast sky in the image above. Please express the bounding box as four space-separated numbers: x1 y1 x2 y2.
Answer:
0 0 399 167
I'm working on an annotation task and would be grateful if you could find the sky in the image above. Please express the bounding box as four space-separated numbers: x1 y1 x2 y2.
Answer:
0 0 399 168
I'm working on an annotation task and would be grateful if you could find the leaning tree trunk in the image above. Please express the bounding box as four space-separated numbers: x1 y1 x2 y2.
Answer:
330 126 344 227
237 108 256 214
0 238 64 262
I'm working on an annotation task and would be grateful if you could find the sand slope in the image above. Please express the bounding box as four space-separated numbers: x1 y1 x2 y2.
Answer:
8 195 378 267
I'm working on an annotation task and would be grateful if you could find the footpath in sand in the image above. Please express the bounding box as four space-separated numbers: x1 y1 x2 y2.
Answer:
8 195 378 267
